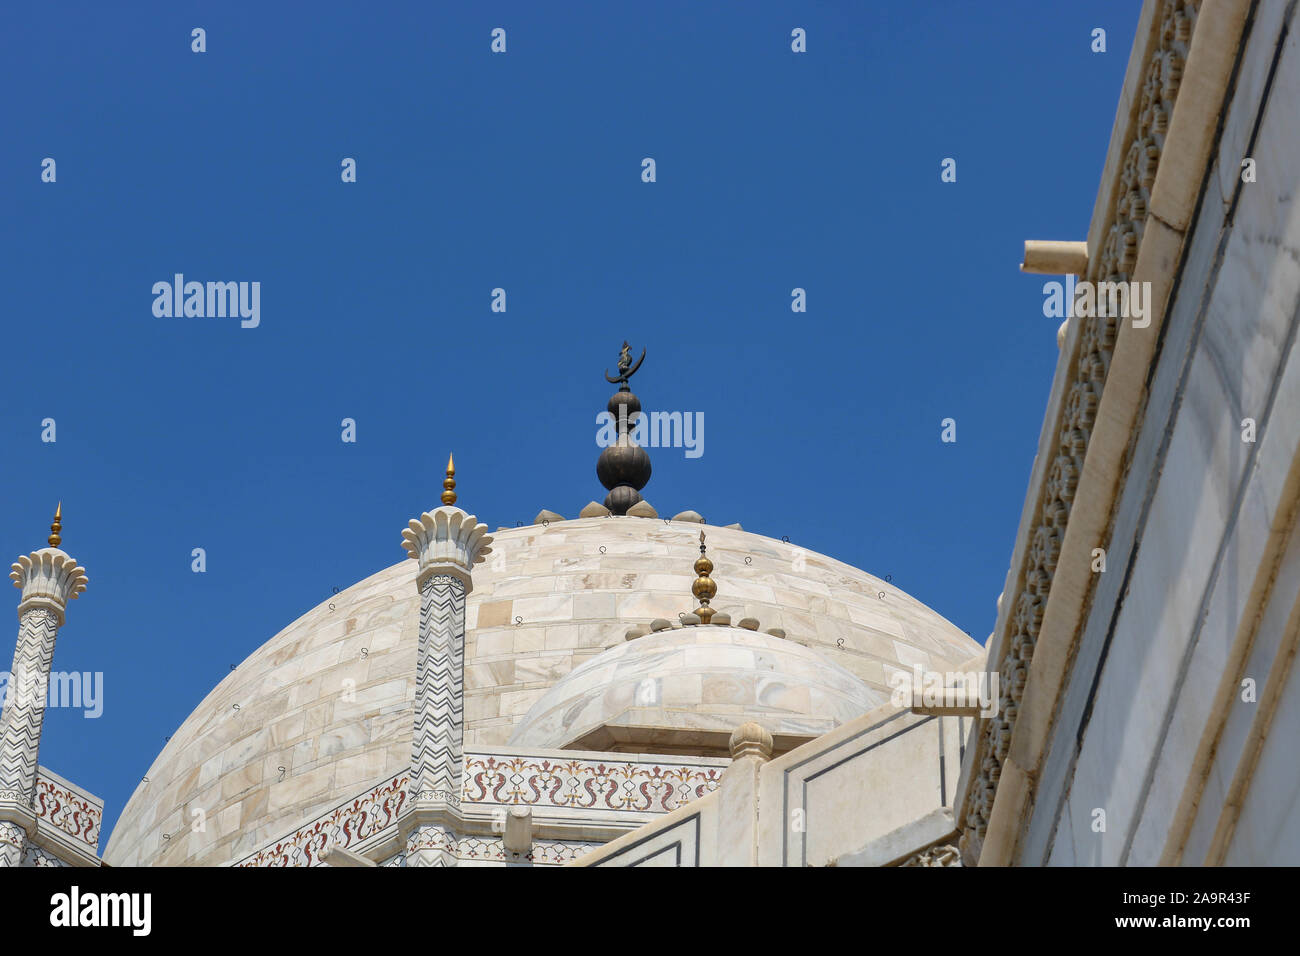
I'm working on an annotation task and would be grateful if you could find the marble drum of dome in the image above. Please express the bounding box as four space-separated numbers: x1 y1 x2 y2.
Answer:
509 625 885 756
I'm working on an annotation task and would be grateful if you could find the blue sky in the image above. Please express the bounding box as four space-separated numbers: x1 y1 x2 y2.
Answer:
2 1 1136 843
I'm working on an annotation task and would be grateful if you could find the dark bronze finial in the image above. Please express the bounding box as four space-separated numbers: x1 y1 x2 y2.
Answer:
597 342 651 514
604 340 646 388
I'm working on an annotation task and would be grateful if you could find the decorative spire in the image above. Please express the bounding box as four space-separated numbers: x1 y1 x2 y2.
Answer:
12 503 88 626
691 530 717 624
596 342 651 515
440 454 457 506
48 502 62 548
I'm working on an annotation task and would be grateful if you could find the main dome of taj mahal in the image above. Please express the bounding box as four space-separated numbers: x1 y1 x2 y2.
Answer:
6 2 1300 873
100 347 981 865
3 0 1298 901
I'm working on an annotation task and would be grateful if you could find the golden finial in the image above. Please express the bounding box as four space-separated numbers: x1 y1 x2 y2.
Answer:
48 502 63 548
440 453 457 506
691 529 716 623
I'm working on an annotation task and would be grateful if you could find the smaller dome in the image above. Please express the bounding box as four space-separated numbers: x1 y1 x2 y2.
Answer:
509 625 884 757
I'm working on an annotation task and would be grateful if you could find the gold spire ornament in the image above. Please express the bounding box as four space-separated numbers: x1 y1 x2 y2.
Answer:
691 530 717 623
440 454 457 506
48 502 63 548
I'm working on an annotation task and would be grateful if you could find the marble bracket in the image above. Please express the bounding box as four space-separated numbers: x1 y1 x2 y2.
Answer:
502 806 533 854
320 844 377 867
1020 240 1089 275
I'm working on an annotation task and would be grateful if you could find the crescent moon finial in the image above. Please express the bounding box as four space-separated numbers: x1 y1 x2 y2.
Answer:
604 342 646 387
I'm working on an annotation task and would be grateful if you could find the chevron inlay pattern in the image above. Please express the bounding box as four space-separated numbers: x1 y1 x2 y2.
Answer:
407 572 467 867
0 609 59 798
410 573 466 807
0 607 61 867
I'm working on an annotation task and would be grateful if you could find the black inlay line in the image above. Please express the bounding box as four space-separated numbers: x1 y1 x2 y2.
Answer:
629 841 682 867
788 716 937 867
1119 0 1297 868
939 717 948 807
600 811 701 866
780 709 913 865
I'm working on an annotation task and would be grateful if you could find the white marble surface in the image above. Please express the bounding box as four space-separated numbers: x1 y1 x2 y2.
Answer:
578 697 971 867
104 517 978 867
757 704 966 867
1024 4 1300 867
508 625 882 750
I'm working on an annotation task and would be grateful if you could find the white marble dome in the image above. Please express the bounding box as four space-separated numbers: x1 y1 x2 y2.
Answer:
508 625 884 755
103 516 981 866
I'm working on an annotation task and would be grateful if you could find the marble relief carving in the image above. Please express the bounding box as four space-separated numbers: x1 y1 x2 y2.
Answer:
900 843 962 867
963 0 1200 865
